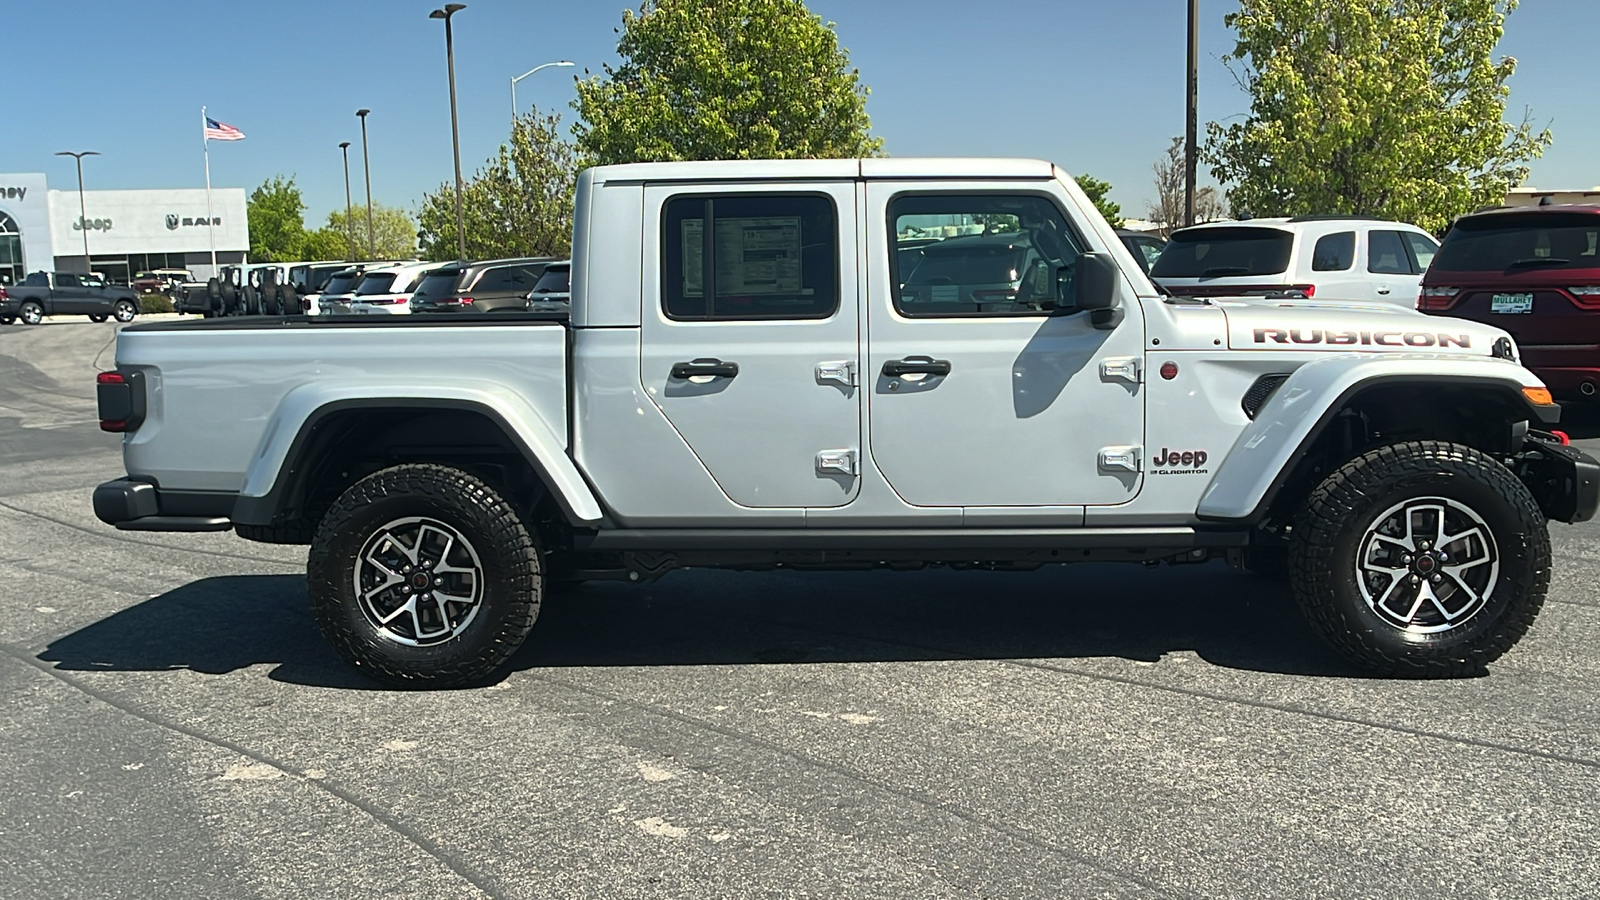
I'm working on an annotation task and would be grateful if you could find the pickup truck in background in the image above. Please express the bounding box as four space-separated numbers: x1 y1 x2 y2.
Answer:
3 271 140 325
92 158 1599 688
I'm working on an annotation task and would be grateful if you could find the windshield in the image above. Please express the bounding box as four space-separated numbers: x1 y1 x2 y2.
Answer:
355 273 399 295
414 271 461 299
322 273 361 295
1149 227 1293 277
1434 214 1600 272
907 244 1027 284
530 267 570 294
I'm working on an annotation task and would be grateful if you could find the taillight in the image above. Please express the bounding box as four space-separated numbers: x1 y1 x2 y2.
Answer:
1290 284 1315 298
1570 286 1600 309
0 286 8 300
1419 286 1459 310
97 371 130 432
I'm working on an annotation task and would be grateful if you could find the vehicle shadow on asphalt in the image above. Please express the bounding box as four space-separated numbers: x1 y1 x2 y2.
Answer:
35 563 1365 689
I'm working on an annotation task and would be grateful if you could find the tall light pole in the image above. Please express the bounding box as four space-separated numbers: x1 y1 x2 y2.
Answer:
356 108 375 260
55 151 100 274
511 60 574 124
338 141 356 261
431 3 469 261
1184 0 1199 227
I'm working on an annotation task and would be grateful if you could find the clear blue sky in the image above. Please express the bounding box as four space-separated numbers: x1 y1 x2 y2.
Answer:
4 0 1595 226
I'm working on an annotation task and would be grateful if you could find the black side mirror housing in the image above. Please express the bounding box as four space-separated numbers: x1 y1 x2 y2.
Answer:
1066 252 1122 329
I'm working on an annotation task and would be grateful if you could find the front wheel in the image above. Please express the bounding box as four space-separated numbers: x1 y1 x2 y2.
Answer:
307 464 543 688
112 300 137 323
1290 441 1550 678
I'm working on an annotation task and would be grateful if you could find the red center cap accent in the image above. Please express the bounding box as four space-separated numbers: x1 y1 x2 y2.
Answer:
1416 555 1437 574
412 573 431 588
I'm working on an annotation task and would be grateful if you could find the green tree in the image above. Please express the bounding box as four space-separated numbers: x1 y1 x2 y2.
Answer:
246 175 307 262
573 0 882 165
1206 0 1550 233
319 204 417 260
299 225 353 262
419 109 578 262
1075 174 1123 228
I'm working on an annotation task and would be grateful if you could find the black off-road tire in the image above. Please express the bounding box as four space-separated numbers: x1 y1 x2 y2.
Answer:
1289 441 1549 678
307 464 543 688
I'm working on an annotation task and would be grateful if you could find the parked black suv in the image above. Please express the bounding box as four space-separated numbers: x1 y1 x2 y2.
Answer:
409 257 555 314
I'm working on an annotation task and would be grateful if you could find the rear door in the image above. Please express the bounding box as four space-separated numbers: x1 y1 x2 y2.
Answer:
51 272 88 313
1367 229 1424 304
639 182 861 508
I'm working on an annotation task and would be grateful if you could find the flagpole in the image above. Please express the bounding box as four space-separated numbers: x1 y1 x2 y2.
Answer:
202 106 217 276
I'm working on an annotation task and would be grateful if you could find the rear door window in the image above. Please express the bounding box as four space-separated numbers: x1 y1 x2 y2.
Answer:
1367 231 1413 274
1148 227 1293 277
1433 214 1600 272
662 193 839 320
1402 232 1438 273
1311 232 1355 271
56 273 82 288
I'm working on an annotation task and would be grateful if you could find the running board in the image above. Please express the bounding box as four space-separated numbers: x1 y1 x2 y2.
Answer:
575 527 1247 552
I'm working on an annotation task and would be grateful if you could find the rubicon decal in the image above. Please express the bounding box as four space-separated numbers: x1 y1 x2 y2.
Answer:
1254 328 1470 349
1151 447 1209 475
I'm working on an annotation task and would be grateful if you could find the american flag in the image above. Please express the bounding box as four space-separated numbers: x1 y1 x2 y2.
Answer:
204 117 245 141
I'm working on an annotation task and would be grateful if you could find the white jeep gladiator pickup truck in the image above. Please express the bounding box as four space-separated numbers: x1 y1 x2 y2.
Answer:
92 158 1600 687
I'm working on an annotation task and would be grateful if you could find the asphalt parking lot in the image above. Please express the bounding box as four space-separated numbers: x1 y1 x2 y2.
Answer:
3 316 1599 899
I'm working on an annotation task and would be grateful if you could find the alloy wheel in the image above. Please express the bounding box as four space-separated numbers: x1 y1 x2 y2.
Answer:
353 516 485 646
1356 496 1499 634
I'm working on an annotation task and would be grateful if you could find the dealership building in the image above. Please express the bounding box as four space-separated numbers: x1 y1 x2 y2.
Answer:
0 172 247 286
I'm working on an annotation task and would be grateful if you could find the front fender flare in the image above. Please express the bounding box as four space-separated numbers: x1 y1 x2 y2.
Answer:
1195 355 1554 523
231 382 604 527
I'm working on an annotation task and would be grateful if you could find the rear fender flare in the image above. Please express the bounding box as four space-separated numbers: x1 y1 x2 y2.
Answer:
233 383 603 526
1195 355 1554 523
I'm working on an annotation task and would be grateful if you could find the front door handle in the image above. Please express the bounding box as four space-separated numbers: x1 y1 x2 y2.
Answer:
882 356 952 378
1377 288 1391 295
670 358 740 380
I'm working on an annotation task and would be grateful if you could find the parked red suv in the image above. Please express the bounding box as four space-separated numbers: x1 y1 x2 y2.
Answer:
1421 205 1600 398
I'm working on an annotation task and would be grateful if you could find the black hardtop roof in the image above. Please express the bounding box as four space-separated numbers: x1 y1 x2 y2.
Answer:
1459 204 1600 222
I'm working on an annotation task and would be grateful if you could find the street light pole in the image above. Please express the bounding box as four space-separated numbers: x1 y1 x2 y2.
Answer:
510 60 574 124
55 151 100 274
339 142 355 261
1185 0 1199 228
356 108 375 260
430 3 469 262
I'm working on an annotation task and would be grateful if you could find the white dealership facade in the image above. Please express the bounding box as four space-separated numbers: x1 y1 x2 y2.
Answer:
0 172 247 286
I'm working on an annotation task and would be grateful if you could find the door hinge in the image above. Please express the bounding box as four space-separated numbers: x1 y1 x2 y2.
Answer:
1099 357 1142 384
816 449 858 476
1098 445 1142 473
815 360 857 387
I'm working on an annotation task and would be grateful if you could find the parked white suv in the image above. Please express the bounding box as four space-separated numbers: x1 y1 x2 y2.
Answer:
1150 216 1439 306
347 262 432 315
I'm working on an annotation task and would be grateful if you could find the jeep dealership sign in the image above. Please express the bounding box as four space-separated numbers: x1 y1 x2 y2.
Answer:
47 186 247 254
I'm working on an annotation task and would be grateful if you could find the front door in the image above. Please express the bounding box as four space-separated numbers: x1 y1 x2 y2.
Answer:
639 182 861 508
864 184 1146 507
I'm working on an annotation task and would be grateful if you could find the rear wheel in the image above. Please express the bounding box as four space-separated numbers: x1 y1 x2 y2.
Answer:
0 315 13 325
19 302 43 325
307 464 543 688
1290 441 1549 677
90 314 109 323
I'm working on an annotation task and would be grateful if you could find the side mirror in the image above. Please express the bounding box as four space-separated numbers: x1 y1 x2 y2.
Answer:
1070 252 1122 329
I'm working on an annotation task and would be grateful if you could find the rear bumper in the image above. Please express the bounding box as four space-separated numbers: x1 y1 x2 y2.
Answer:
1516 435 1600 524
1525 365 1600 398
93 478 234 532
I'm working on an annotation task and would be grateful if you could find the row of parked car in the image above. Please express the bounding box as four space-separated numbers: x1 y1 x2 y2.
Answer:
167 257 568 319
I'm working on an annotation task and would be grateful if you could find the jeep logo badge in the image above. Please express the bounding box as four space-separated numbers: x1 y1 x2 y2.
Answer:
1151 447 1210 475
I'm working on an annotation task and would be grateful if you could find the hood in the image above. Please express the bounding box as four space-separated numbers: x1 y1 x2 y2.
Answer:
1216 297 1512 356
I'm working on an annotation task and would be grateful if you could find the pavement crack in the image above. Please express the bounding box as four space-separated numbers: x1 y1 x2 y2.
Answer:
652 600 1600 774
0 643 504 900
533 670 1187 899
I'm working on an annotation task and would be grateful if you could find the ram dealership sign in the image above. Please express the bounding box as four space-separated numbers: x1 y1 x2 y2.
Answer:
47 187 247 253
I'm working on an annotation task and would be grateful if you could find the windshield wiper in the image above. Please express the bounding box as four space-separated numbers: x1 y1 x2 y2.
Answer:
1201 266 1252 276
1505 257 1570 268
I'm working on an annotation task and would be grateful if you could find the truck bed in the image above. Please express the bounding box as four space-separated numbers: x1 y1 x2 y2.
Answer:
115 314 570 494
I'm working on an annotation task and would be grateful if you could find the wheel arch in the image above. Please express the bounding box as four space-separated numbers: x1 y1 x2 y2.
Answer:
1197 357 1557 526
231 392 604 534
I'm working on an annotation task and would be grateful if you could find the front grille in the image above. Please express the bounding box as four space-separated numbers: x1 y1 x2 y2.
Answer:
1242 374 1291 419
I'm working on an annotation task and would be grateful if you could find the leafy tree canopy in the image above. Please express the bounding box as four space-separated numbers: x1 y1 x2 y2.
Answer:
322 203 418 261
420 110 578 262
573 0 882 165
246 175 307 262
1206 0 1550 233
1074 174 1123 229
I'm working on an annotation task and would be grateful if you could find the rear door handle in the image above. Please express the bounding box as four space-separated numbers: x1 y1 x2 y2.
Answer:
670 358 740 379
882 356 952 377
1377 288 1391 295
